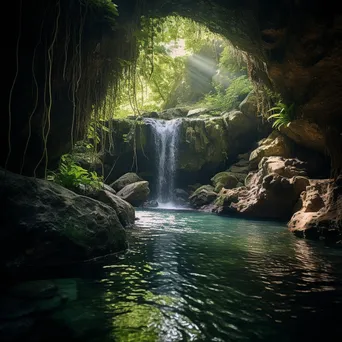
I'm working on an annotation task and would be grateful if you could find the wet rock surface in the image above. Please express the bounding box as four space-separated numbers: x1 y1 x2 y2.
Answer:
0 169 127 277
288 176 342 244
116 181 150 207
209 157 310 220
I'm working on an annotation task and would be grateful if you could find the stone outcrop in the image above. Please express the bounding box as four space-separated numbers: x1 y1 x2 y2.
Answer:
103 105 263 187
116 181 150 207
110 172 143 192
226 152 251 184
177 109 260 176
0 169 127 276
189 185 217 208
249 131 292 170
280 119 326 154
238 91 258 120
213 157 310 220
211 172 239 192
158 108 189 120
288 177 342 244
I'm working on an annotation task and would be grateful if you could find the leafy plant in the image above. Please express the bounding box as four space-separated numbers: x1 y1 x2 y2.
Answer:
48 154 103 191
200 75 252 111
267 102 295 130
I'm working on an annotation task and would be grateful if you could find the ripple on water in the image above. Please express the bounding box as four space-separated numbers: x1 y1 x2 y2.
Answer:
5 209 342 342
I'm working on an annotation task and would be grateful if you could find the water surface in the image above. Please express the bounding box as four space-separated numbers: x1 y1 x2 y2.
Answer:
4 209 342 341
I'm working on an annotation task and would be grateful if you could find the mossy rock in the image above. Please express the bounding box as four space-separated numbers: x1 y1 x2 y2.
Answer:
189 185 217 208
211 172 239 192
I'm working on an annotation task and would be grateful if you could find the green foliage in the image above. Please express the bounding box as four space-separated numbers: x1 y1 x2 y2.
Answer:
200 75 252 111
112 16 226 116
267 102 295 130
219 45 246 75
48 154 103 191
87 0 119 27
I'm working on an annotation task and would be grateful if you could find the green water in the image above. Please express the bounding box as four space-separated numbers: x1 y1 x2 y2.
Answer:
2 209 342 341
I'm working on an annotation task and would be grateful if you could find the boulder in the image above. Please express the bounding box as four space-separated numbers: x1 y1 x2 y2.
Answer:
75 182 116 197
249 131 293 169
288 177 342 244
238 91 258 120
259 156 307 178
143 200 159 208
92 190 135 228
110 172 143 192
0 169 127 276
159 108 188 120
187 108 209 117
227 164 249 174
213 157 310 220
222 110 255 139
116 181 150 207
211 172 239 192
214 187 248 215
173 188 189 200
141 111 159 118
189 185 217 208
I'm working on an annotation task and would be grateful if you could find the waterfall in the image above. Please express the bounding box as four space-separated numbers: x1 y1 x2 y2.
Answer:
144 118 181 207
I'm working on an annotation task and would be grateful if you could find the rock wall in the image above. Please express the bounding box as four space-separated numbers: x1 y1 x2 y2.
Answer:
102 104 264 189
288 177 342 244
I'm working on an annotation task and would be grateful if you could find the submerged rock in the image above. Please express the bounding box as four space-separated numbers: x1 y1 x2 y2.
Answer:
8 280 58 300
110 172 143 192
116 181 150 207
0 278 107 342
288 177 342 244
0 169 127 276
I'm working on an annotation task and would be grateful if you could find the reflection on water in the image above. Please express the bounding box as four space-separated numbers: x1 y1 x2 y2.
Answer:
97 210 342 342
2 209 342 341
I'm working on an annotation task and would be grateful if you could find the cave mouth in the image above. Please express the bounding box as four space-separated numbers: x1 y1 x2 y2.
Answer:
3 0 271 178
3 0 342 180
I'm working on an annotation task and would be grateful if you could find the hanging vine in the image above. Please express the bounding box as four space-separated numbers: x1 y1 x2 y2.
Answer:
34 0 61 178
5 0 22 171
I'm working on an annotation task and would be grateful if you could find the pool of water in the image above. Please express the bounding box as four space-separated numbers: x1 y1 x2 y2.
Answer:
2 209 342 341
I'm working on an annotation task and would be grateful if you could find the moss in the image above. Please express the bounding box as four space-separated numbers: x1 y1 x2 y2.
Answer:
211 171 239 192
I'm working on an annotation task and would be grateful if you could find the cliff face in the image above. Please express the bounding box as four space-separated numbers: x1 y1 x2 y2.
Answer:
2 0 341 176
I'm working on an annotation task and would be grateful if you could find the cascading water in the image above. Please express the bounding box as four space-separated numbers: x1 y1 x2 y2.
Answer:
144 118 182 207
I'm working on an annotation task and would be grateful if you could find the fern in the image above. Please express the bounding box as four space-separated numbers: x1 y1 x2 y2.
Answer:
267 102 295 130
48 154 103 191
